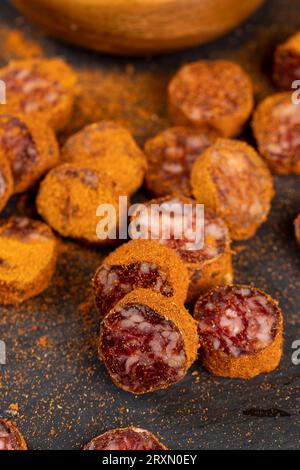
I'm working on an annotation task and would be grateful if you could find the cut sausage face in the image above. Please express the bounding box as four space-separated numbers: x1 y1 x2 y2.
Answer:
194 285 280 357
62 121 145 164
144 127 217 197
84 427 166 450
210 145 267 230
252 92 300 174
94 262 174 318
0 420 27 450
168 60 253 137
3 66 62 112
0 155 13 212
62 121 147 195
37 163 122 244
100 303 187 394
0 115 37 184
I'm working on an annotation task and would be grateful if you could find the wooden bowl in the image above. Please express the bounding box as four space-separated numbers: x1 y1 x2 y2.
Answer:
11 0 264 55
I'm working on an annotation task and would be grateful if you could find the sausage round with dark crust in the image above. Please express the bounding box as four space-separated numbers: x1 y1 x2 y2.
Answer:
252 92 300 174
84 427 167 450
144 126 218 197
99 289 198 394
273 32 300 89
0 419 27 450
93 239 189 319
0 58 77 132
191 139 274 240
0 112 59 193
194 285 283 379
62 121 147 195
0 217 57 304
294 213 300 246
130 196 233 304
168 60 253 138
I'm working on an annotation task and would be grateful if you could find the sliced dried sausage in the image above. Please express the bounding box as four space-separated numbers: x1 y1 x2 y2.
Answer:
0 154 13 212
0 113 59 193
0 420 27 450
294 213 300 246
252 92 300 174
84 427 167 450
0 58 77 132
0 217 57 304
37 163 123 245
273 32 300 89
168 60 253 138
130 196 233 304
61 121 147 195
93 239 189 318
144 126 217 197
191 139 274 240
99 289 198 394
194 285 283 379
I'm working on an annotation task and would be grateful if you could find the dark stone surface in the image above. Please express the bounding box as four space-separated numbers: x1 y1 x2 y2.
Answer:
0 0 299 450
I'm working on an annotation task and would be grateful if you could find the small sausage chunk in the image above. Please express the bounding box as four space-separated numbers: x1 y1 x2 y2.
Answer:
168 60 253 138
273 32 300 89
61 121 147 195
0 420 27 450
84 427 167 450
294 213 300 245
191 139 274 240
99 289 198 394
252 92 300 174
37 163 123 245
130 196 233 304
0 154 13 212
194 285 283 379
93 239 189 318
0 113 59 193
0 58 77 132
144 127 217 197
0 217 57 304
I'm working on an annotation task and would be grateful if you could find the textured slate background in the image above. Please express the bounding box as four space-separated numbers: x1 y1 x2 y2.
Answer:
0 0 299 450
